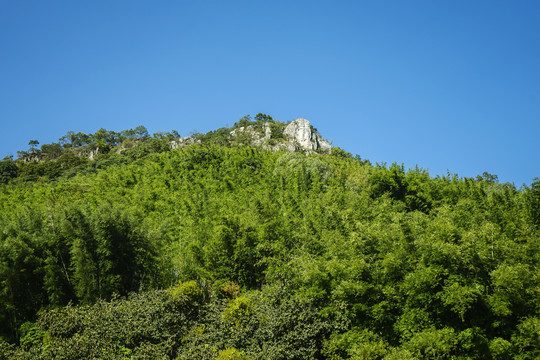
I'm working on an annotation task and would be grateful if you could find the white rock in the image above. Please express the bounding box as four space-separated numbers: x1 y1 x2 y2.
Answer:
284 118 314 150
284 118 331 152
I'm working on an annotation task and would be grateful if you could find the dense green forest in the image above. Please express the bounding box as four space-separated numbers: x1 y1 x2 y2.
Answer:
0 115 539 359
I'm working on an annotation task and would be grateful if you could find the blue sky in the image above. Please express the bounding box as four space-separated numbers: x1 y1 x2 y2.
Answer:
1 1 539 186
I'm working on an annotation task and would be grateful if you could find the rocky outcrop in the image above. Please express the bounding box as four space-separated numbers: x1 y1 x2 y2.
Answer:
89 148 99 160
284 118 331 153
228 118 331 153
169 137 201 149
230 125 271 147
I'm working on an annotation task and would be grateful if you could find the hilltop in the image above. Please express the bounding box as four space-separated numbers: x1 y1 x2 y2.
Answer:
1 114 334 185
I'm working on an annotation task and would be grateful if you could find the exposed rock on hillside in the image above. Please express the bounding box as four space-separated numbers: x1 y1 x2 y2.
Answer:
169 137 201 150
284 118 331 152
230 125 271 147
229 118 331 153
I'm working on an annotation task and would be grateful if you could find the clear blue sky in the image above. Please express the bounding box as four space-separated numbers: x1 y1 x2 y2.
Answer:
1 1 539 186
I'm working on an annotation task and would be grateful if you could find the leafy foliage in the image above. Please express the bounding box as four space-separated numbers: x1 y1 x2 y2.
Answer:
0 158 17 184
0 117 539 359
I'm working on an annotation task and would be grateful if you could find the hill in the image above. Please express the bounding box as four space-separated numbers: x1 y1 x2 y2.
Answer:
0 114 330 185
0 114 539 359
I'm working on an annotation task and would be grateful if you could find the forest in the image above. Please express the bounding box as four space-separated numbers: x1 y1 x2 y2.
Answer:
0 115 538 359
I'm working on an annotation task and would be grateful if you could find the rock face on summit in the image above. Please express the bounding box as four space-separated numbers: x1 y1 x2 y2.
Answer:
224 118 331 153
284 118 331 152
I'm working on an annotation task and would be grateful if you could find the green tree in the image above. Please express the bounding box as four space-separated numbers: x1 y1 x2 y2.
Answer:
68 206 157 303
0 158 17 184
27 140 39 152
525 178 540 228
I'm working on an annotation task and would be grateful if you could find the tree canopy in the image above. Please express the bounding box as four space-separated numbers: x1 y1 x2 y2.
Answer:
0 116 538 359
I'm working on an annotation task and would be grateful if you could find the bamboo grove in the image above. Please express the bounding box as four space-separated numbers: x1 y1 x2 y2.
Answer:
0 116 538 359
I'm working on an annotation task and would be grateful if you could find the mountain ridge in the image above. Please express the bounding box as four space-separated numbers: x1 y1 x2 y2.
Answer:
0 114 336 184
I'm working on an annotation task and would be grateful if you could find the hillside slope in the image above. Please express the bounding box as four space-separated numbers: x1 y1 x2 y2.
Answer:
0 115 539 359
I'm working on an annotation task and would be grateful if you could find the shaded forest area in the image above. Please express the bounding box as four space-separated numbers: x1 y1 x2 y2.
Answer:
0 116 539 359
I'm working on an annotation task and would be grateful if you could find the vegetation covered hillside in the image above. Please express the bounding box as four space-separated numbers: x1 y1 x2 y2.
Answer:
0 115 539 359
